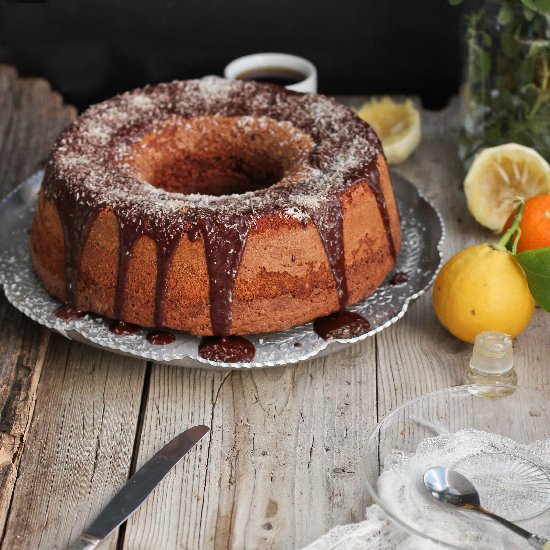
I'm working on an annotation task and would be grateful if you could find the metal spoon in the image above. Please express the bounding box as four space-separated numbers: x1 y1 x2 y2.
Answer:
423 466 550 549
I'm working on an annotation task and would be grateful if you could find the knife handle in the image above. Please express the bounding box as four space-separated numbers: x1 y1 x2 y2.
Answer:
66 533 101 550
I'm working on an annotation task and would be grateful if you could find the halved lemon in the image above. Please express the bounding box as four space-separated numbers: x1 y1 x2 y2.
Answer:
464 143 550 231
356 97 421 165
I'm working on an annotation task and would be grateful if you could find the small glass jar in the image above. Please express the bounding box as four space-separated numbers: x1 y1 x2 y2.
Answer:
460 0 550 167
466 331 518 396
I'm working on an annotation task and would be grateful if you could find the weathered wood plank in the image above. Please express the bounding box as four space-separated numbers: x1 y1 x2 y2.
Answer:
0 65 76 534
375 100 473 419
0 66 150 550
0 309 49 534
122 340 377 549
0 65 76 194
1 335 147 549
514 309 550 393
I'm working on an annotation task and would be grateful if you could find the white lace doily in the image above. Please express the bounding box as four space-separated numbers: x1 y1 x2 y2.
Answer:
302 429 550 550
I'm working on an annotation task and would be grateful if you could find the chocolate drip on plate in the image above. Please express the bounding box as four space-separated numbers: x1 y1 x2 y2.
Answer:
199 335 256 362
314 310 371 340
147 330 176 345
55 303 83 320
389 271 408 285
109 320 139 335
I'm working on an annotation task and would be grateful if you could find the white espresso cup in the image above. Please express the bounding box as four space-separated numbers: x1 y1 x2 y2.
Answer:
224 52 317 94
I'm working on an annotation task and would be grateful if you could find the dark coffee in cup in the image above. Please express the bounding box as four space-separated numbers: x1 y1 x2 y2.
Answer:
235 67 307 87
224 53 317 93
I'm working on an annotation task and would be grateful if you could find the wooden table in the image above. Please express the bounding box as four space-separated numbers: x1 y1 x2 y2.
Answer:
0 65 548 550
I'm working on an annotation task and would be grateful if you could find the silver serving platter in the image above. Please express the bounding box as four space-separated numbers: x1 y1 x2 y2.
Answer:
0 170 444 370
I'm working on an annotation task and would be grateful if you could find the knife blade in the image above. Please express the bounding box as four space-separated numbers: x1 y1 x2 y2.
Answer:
67 424 209 550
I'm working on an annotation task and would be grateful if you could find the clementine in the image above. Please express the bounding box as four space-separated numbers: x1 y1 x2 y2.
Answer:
503 194 550 252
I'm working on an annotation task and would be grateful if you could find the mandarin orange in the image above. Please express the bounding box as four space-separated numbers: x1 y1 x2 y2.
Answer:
503 194 550 252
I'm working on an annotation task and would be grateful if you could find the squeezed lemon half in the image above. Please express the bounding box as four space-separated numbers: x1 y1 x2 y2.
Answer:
356 97 421 165
464 143 550 231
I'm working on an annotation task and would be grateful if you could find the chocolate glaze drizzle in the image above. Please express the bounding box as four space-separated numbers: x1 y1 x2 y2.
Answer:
42 78 398 340
198 213 255 337
114 220 145 321
306 194 348 308
113 213 185 328
48 170 101 306
361 163 397 262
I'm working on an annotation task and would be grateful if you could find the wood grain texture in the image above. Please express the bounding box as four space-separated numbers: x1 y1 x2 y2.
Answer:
514 308 550 393
0 65 76 194
0 66 147 550
0 305 49 533
376 100 475 418
1 336 146 549
0 65 75 534
123 340 377 550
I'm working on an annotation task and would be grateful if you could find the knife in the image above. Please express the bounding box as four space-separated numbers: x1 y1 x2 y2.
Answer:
67 424 209 550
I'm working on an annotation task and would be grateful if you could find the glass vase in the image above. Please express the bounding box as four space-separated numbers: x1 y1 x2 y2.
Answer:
460 0 550 167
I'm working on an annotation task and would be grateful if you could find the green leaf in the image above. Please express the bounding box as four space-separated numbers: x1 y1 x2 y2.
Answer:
471 46 492 82
500 28 520 58
448 0 464 5
523 6 536 20
482 30 493 48
515 247 550 311
520 0 550 15
498 2 514 25
519 54 537 85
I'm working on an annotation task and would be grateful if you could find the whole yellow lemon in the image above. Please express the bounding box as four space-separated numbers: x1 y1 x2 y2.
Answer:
433 243 535 343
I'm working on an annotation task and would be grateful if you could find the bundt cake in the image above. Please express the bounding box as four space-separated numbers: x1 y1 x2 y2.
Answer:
30 77 401 337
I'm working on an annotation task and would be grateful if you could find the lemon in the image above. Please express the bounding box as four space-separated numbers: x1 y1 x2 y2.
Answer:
356 97 421 165
433 243 535 344
464 143 550 232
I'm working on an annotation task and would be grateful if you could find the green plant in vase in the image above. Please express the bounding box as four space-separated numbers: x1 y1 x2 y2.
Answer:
452 0 550 166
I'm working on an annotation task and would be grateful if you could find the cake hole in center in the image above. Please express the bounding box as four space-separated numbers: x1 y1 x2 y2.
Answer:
130 115 314 196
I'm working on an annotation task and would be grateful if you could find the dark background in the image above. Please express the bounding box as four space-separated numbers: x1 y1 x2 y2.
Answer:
0 0 467 112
